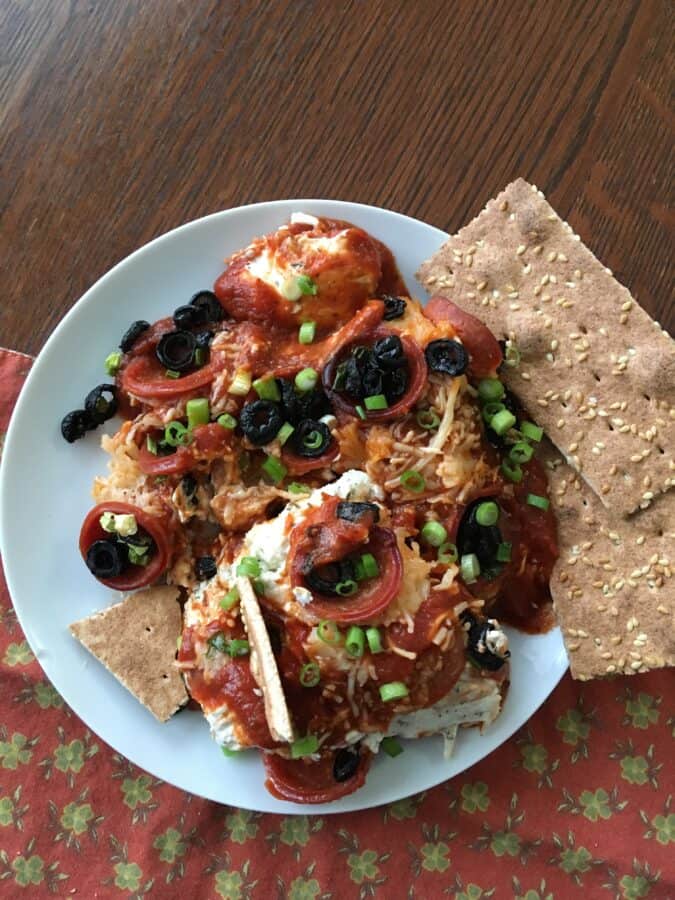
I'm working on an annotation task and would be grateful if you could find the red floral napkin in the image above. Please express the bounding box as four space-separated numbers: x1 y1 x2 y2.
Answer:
0 348 672 899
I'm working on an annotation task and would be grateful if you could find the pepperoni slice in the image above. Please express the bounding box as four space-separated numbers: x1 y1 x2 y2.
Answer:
263 747 371 803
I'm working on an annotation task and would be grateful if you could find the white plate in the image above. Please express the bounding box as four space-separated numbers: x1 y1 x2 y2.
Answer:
0 200 567 813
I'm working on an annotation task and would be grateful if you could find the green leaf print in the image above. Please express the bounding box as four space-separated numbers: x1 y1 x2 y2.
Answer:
288 876 321 900
214 869 243 899
651 812 675 845
3 641 35 667
420 841 450 872
121 775 153 809
520 743 548 774
559 845 593 874
580 788 612 821
0 795 14 826
556 707 590 745
60 802 94 836
620 755 650 785
624 692 660 729
347 849 379 884
0 733 34 769
12 854 44 887
224 808 258 844
153 827 187 863
619 874 651 899
280 816 311 847
54 739 86 774
113 861 142 891
386 795 420 821
455 885 488 900
460 781 490 813
490 830 521 857
34 681 64 709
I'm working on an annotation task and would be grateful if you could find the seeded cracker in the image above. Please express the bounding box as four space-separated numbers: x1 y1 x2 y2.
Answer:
70 586 188 721
540 441 674 679
417 178 675 517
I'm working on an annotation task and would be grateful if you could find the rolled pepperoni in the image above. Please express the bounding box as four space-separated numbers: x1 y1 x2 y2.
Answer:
423 296 502 378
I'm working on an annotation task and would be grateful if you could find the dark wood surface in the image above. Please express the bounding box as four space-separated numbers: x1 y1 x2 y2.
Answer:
2 0 673 355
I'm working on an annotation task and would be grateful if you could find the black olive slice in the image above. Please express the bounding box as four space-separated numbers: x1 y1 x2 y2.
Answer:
380 295 406 320
382 365 408 402
361 360 383 397
304 559 356 596
84 384 118 425
190 290 225 322
155 331 197 372
195 556 217 580
333 747 360 782
85 539 126 578
373 335 405 369
425 339 469 376
456 499 502 568
61 409 95 443
336 501 380 524
173 304 204 330
291 420 332 458
119 320 150 352
462 612 510 671
277 379 330 425
240 400 283 446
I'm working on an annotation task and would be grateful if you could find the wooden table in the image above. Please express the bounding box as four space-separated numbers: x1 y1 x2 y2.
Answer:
2 0 672 354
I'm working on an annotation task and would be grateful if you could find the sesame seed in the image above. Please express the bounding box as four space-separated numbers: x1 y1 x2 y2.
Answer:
499 200 508 212
600 651 613 659
620 313 628 324
556 418 565 428
533 245 543 255
567 642 580 651
477 280 487 291
521 372 531 380
621 300 632 312
606 664 616 673
547 251 557 262
523 263 532 274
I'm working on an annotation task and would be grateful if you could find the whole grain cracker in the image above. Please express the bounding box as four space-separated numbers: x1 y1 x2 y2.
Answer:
417 178 675 517
69 586 188 721
540 441 674 679
237 576 294 743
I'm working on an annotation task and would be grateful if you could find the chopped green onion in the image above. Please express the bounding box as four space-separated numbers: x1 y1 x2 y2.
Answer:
291 734 319 758
400 470 425 493
220 587 239 610
379 681 409 702
421 520 448 547
366 627 383 654
482 401 505 424
236 556 261 578
288 482 310 494
345 626 365 657
252 577 265 596
228 368 252 396
353 558 365 581
460 553 481 584
509 441 534 464
186 398 210 429
164 421 191 447
100 512 137 536
302 429 323 450
336 579 358 597
355 405 367 420
416 408 440 430
227 639 250 657
104 350 122 376
146 435 158 455
500 458 523 483
299 662 321 687
496 542 512 562
127 546 149 566
332 364 347 391
478 378 505 402
298 321 316 344
276 422 295 445
521 421 544 442
296 274 318 296
165 369 181 379
475 501 499 527
295 367 318 392
262 454 287 484
221 746 240 757
253 377 280 402
490 408 517 435
438 542 458 564
360 553 379 578
317 620 341 646
217 413 237 430
526 493 550 511
381 736 404 757
194 348 206 367
364 394 388 411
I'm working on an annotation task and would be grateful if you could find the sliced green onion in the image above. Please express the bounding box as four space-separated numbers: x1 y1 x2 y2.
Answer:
416 408 440 430
296 274 318 296
336 579 358 597
125 546 148 567
400 470 425 493
164 421 191 447
496 542 512 562
299 662 321 687
236 556 261 578
104 350 122 376
186 398 210 429
500 458 523 483
482 401 505 424
438 542 458 564
295 368 318 392
298 321 316 344
262 454 287 484
228 368 252 396
366 627 383 654
291 734 319 758
526 493 550 511
317 620 341 646
478 378 505 402
460 553 481 584
252 577 265 596
217 413 237 430
360 553 379 578
345 626 365 657
194 348 207 367
220 587 239 610
521 421 544 442
276 422 295 445
509 441 534 464
332 363 347 391
475 501 499 527
226 638 250 657
364 394 388 411
490 408 517 435
421 520 448 547
381 736 404 757
221 746 240 757
146 435 159 455
288 482 310 494
355 405 367 420
379 681 409 702
253 376 280 402
165 369 181 379
302 429 323 450
503 339 521 368
353 558 365 581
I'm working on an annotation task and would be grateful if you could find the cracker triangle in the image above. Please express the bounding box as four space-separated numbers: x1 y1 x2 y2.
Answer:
70 585 188 722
